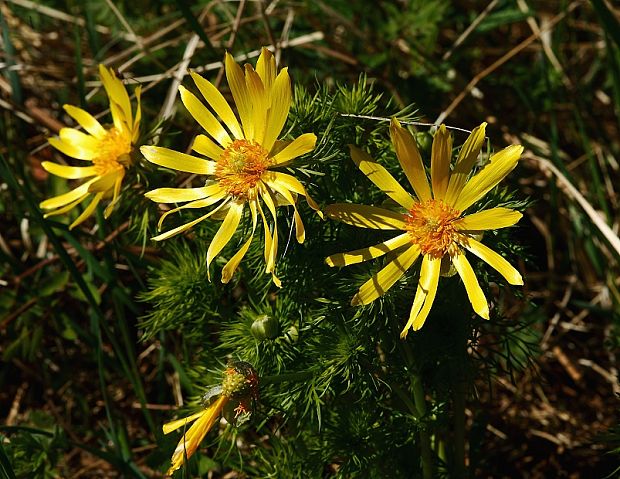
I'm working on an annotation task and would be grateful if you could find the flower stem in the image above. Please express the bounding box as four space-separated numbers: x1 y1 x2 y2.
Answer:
411 372 433 479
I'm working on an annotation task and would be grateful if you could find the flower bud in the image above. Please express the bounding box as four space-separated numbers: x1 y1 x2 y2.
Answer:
251 314 279 340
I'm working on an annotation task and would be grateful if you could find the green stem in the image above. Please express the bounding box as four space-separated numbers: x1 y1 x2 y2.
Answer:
411 372 433 479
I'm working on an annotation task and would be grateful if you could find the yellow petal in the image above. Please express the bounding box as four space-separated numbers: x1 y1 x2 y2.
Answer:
206 201 244 276
104 174 124 218
245 65 267 144
59 128 100 152
452 252 489 319
401 256 441 335
141 145 216 175
167 396 228 476
48 137 97 161
152 210 215 241
190 71 243 139
88 168 123 193
460 236 523 285
349 145 414 210
326 232 412 267
454 145 523 212
63 104 106 138
264 171 322 214
41 162 97 179
42 194 88 217
270 133 316 165
262 177 305 243
430 124 452 201
390 118 431 202
99 64 132 126
192 134 224 161
256 47 276 95
351 245 420 305
69 191 104 230
259 186 279 278
40 178 97 210
179 86 232 147
225 52 253 140
132 85 142 144
261 67 291 153
325 203 407 230
109 101 129 134
444 123 486 206
156 192 227 230
145 184 221 203
455 207 522 231
163 410 206 435
221 200 258 283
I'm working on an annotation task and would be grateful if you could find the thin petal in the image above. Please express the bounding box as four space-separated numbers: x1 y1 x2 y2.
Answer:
221 200 258 283
264 171 321 214
49 137 97 161
430 124 452 201
455 207 522 231
99 64 132 126
40 178 97 210
454 145 523 212
262 177 305 243
256 47 276 95
41 162 97 179
63 104 106 138
163 410 206 435
141 145 216 175
444 122 486 206
460 236 523 285
156 192 227 230
88 169 123 193
401 256 441 335
190 71 243 139
390 118 431 201
225 52 253 140
325 203 407 230
192 134 224 161
104 174 124 218
326 232 412 267
259 185 280 286
206 201 244 277
69 191 104 229
179 86 232 147
59 128 100 152
245 65 267 144
261 67 291 153
167 396 228 476
145 184 222 203
270 133 316 165
132 85 142 144
42 194 88 217
351 245 420 305
152 210 215 241
350 145 414 210
452 252 489 319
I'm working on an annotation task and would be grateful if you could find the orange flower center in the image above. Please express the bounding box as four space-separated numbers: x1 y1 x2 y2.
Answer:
216 139 270 198
405 199 461 258
93 128 131 176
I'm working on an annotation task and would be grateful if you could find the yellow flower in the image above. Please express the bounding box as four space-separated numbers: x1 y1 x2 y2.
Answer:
325 119 524 337
40 65 141 229
162 363 259 476
163 395 229 476
142 48 320 286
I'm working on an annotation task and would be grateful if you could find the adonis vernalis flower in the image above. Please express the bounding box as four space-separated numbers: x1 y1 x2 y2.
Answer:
143 48 320 286
163 362 259 475
325 119 524 337
40 65 141 229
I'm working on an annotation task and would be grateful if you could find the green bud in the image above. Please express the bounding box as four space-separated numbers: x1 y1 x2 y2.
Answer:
285 324 299 343
251 314 279 340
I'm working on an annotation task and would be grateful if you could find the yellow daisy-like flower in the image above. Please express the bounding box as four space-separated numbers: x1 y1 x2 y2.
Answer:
325 119 524 337
142 48 320 286
40 65 141 229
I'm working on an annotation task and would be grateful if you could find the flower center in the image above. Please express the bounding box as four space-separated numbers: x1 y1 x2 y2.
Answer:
92 128 131 176
405 199 461 258
215 139 270 198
